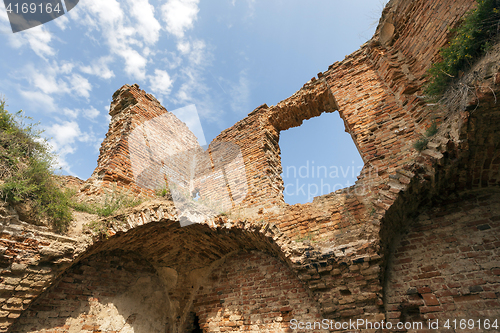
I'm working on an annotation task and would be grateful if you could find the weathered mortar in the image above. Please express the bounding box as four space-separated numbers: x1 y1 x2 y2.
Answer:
1 0 500 331
385 188 500 326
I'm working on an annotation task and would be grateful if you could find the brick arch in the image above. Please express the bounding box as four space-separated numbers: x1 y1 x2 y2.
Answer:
10 250 170 333
11 203 319 332
265 78 367 204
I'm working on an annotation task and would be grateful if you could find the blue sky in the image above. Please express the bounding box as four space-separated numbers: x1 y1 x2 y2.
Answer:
0 0 387 204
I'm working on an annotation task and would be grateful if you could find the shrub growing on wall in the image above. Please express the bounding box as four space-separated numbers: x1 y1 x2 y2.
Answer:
0 100 72 233
425 0 500 96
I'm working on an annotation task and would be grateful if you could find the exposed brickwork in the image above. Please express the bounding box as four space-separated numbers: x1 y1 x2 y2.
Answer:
385 189 500 327
0 205 81 333
82 83 200 197
195 251 325 333
2 0 500 332
203 79 339 211
10 251 168 333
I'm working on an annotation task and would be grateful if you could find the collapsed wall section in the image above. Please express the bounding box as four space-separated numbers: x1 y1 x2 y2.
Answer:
5 0 499 330
208 79 340 211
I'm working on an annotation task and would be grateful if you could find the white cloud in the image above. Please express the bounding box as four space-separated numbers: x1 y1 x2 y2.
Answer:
73 0 156 80
82 0 123 26
62 106 100 120
69 74 92 98
32 69 67 95
19 90 56 111
54 14 70 30
171 37 213 110
188 39 206 66
80 56 115 79
8 25 55 59
45 121 81 174
127 0 161 45
229 70 251 114
177 40 191 54
48 121 81 146
176 67 199 103
161 0 200 38
149 69 173 96
59 62 74 74
85 106 100 120
54 0 204 84
117 47 148 80
23 62 92 99
0 4 9 23
45 121 99 175
62 108 79 118
173 65 223 125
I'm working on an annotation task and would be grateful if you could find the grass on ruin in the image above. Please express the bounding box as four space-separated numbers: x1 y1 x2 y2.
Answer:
424 0 500 97
155 185 171 198
70 185 143 218
0 100 73 233
295 231 319 243
413 138 429 152
425 121 439 137
84 219 110 239
413 121 439 152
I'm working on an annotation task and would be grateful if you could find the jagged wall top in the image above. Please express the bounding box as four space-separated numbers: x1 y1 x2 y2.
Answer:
84 84 199 195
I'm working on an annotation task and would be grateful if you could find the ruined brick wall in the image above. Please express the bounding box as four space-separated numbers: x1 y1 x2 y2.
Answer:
203 79 338 211
85 83 201 196
0 205 82 333
385 188 500 326
89 83 255 212
460 91 500 189
194 251 325 332
4 0 500 331
79 0 484 216
322 0 476 195
206 105 280 209
10 251 168 333
129 112 202 192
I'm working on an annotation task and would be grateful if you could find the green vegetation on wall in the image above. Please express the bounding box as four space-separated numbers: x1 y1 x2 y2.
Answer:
425 0 500 97
70 184 143 218
0 100 72 233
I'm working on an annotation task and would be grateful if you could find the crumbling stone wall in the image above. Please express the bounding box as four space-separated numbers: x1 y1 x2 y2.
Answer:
385 188 500 326
10 251 169 333
195 251 325 333
0 205 83 332
84 84 178 194
2 0 500 332
88 83 251 213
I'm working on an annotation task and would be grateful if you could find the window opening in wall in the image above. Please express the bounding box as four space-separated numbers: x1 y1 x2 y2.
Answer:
192 188 201 201
280 112 363 205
